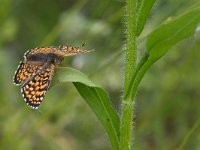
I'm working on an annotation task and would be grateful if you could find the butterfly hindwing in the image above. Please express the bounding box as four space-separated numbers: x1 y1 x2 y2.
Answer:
21 64 55 109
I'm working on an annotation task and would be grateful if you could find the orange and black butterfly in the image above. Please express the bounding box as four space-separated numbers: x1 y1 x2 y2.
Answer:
13 45 93 109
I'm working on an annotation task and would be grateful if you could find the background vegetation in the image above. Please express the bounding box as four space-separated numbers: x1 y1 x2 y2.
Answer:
1 0 200 149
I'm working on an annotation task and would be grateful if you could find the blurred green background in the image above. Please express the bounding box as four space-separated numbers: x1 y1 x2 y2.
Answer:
1 0 200 149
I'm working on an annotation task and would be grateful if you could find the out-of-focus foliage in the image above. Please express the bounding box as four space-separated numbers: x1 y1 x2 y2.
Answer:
0 0 122 149
0 0 200 149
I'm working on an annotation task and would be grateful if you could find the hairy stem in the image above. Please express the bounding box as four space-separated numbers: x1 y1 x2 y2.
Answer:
120 0 137 149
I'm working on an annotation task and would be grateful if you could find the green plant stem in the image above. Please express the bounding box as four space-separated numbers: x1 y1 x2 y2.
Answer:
120 53 152 149
178 117 200 150
120 0 137 149
124 53 149 100
123 0 137 93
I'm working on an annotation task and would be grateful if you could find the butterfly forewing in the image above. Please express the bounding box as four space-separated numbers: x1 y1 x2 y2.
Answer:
60 46 94 56
21 64 56 109
25 47 66 57
13 61 43 85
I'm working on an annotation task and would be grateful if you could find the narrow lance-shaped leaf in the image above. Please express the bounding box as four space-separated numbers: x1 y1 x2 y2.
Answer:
137 0 157 36
55 67 120 150
147 6 200 63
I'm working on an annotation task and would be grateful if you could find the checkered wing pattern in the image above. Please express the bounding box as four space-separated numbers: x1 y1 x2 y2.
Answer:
24 47 66 57
24 46 94 58
13 62 43 85
60 46 94 56
21 64 55 109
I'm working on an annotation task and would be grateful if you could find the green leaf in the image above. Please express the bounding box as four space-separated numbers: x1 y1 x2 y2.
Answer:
137 0 157 36
147 6 200 63
125 5 200 100
56 67 120 150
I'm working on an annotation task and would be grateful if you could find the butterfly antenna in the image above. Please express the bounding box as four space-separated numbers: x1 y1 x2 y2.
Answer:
81 43 87 47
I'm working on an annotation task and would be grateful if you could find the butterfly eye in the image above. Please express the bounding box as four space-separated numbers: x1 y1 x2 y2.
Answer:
55 56 64 64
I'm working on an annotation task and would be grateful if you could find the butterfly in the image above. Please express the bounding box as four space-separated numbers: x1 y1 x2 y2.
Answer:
13 45 93 109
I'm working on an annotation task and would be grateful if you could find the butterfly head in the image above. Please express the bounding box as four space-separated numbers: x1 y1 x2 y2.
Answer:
46 53 64 65
54 56 64 65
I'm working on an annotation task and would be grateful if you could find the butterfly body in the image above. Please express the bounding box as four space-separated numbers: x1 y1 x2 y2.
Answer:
13 45 93 109
25 52 64 65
